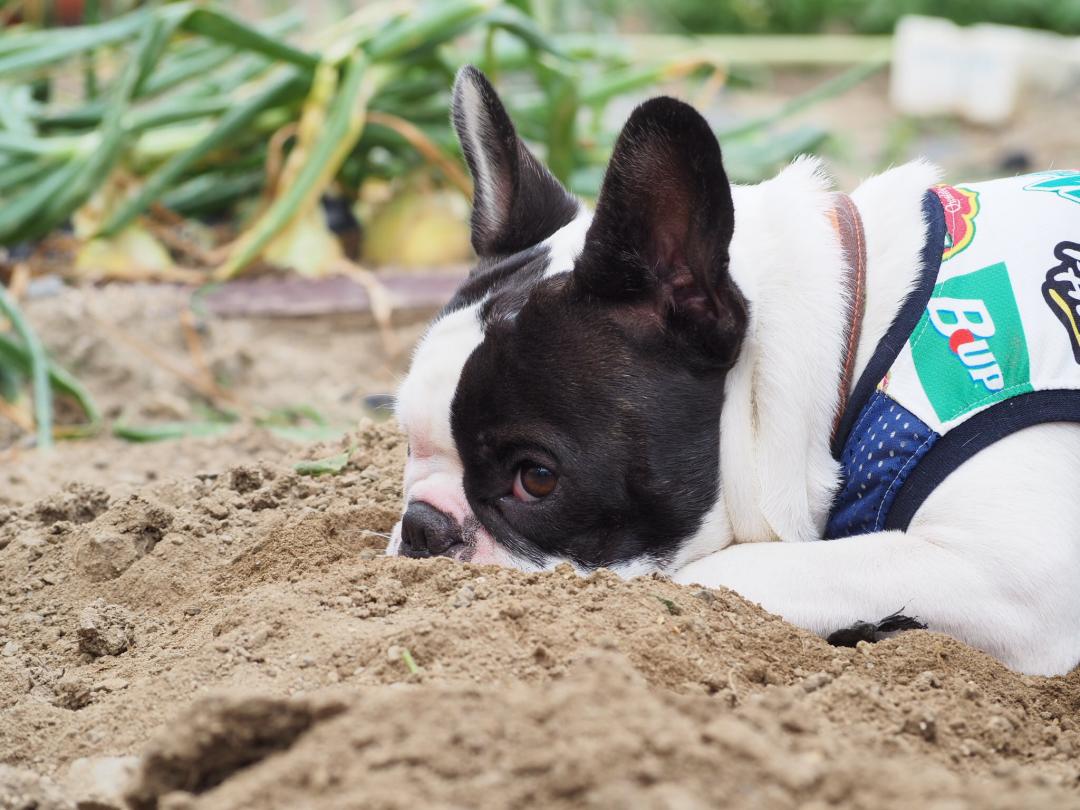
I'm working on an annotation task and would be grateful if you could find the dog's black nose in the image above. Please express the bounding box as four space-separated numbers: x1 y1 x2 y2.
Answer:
399 502 462 558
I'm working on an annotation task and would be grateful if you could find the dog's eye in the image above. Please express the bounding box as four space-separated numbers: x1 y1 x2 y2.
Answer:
513 464 557 501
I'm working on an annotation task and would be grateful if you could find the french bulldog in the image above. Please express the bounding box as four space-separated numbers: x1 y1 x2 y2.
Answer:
387 66 1080 677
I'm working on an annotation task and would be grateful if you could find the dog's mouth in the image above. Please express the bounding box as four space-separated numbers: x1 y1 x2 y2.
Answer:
449 516 487 562
430 517 506 564
444 541 472 561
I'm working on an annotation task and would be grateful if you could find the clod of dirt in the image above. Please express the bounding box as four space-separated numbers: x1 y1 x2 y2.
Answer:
52 673 95 710
77 600 135 657
125 693 347 810
64 756 140 810
73 495 174 581
226 466 263 494
0 764 73 810
33 483 111 526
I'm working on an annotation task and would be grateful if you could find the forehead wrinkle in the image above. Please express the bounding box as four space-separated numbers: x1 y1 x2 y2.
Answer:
459 208 594 329
442 243 550 317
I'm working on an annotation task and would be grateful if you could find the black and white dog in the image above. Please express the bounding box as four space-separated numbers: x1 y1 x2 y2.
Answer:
388 66 1080 676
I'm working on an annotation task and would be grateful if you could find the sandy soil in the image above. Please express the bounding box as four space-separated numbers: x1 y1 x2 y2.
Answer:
1 284 1079 810
0 281 427 503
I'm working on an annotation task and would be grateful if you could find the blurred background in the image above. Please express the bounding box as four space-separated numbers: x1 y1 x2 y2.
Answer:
0 0 1078 459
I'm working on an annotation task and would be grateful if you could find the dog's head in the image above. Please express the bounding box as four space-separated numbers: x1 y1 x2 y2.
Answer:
388 66 748 574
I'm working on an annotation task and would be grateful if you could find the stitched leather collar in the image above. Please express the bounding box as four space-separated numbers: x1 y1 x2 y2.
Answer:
828 192 868 444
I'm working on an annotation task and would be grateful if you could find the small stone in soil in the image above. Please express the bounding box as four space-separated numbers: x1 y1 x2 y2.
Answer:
77 600 135 658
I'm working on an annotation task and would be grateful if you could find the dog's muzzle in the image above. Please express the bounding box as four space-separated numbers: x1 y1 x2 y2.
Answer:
398 502 465 559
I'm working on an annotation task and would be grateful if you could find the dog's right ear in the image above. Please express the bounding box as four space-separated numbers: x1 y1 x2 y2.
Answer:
573 97 746 368
452 66 579 258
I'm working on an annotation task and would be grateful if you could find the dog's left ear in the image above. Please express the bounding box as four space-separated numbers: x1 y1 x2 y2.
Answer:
452 65 579 258
575 97 747 367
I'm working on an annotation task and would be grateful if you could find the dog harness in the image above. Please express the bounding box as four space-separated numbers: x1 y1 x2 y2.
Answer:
826 171 1080 539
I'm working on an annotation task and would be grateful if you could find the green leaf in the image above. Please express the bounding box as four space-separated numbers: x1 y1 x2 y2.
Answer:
0 9 153 76
0 157 59 196
0 131 91 158
0 362 21 403
0 332 101 428
536 66 577 184
36 15 300 131
365 0 494 61
400 647 421 675
0 285 51 447
655 596 682 616
99 69 309 237
481 5 566 58
20 14 178 243
112 420 235 443
214 56 393 279
294 446 355 476
0 85 36 136
160 170 265 217
180 8 319 72
0 160 82 244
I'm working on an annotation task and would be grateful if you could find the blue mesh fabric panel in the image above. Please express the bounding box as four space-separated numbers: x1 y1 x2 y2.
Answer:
825 391 939 539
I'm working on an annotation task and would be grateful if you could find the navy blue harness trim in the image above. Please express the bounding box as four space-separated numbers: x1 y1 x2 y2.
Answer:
831 192 947 459
885 390 1080 531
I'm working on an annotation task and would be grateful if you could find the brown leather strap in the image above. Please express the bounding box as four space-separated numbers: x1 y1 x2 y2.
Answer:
827 192 867 444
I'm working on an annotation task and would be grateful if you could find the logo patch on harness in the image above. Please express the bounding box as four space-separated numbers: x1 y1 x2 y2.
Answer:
932 184 980 261
911 262 1031 423
1042 241 1080 365
1024 171 1080 206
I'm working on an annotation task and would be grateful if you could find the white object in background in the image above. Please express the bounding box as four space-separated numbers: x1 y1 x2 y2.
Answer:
890 15 1080 126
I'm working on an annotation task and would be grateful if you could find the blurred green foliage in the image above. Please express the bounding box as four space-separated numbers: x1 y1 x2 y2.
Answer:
605 0 1080 35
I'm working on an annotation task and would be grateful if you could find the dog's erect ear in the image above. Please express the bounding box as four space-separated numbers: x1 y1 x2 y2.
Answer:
451 66 579 258
575 97 747 367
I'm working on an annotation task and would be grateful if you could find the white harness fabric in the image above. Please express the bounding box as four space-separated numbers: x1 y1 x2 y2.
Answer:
826 171 1080 539
884 172 1080 434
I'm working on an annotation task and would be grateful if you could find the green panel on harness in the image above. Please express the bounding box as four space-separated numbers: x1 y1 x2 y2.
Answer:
909 261 1032 424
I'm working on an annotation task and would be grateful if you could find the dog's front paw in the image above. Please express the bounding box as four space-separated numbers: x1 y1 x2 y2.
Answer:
826 611 927 647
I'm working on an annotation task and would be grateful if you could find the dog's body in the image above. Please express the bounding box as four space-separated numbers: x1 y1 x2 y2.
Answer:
389 67 1080 676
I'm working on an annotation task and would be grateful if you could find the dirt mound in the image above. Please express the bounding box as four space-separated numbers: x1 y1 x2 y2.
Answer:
126 692 347 809
128 656 1077 810
1 420 1079 809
